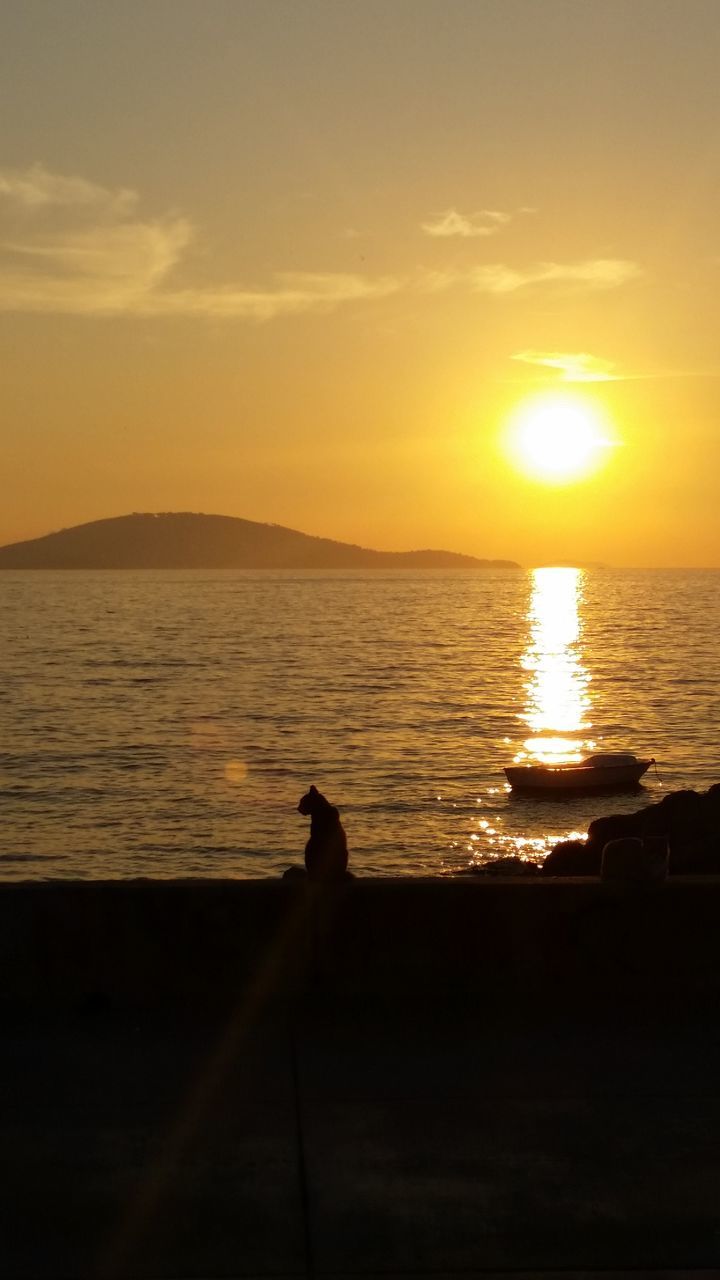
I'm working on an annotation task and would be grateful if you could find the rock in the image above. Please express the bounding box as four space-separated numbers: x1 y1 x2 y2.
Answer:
640 790 706 841
542 840 601 876
578 783 720 878
587 810 644 857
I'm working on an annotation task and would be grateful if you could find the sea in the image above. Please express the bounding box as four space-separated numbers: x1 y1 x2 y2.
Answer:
1 567 719 880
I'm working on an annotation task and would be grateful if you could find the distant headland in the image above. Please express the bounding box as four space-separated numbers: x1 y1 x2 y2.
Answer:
0 513 520 571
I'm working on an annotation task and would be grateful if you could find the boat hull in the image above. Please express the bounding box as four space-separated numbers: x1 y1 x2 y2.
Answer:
504 760 653 793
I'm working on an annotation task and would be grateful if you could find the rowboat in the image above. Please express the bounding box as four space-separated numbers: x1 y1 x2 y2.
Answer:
504 753 654 794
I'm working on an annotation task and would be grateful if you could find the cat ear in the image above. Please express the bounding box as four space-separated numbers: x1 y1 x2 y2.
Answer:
309 784 318 794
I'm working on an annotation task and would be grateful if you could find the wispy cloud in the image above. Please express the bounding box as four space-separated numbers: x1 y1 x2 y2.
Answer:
511 350 618 382
0 216 195 315
471 259 641 294
421 208 513 238
415 267 463 293
133 272 399 320
0 163 137 215
0 164 399 319
0 166 642 319
415 258 641 298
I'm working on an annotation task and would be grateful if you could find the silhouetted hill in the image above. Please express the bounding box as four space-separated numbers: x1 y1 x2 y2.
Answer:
0 513 520 570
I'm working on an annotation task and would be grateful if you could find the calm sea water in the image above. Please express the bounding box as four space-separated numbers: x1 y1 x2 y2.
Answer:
1 568 719 880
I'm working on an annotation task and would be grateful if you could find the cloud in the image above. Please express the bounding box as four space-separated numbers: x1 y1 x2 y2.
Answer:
0 166 641 320
415 267 463 293
414 258 640 299
6 219 191 284
421 208 513 238
0 164 399 319
471 258 641 294
0 218 194 314
0 163 137 215
133 272 399 320
511 350 618 382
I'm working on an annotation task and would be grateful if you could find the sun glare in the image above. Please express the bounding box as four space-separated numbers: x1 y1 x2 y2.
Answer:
504 394 614 483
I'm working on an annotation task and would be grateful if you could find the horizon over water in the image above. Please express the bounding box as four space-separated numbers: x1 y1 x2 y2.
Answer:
2 567 719 880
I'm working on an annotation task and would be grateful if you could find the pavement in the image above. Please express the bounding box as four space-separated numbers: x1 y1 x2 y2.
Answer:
3 989 720 1279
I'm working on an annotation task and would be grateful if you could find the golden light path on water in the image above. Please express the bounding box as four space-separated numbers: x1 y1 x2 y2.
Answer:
515 567 594 765
463 567 593 867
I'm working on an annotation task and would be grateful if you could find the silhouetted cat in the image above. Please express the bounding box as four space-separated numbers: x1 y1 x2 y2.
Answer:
297 785 349 881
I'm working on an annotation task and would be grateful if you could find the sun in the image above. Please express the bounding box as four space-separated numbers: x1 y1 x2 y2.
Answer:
504 394 614 483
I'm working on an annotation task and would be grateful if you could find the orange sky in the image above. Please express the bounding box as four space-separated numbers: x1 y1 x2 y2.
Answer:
2 0 720 565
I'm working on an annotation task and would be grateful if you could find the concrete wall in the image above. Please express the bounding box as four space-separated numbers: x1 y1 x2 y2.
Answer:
2 877 720 1012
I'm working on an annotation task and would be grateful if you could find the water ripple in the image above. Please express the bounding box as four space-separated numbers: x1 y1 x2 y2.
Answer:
0 567 718 878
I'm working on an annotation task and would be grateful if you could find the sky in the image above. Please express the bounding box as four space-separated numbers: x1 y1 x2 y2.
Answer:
1 0 720 566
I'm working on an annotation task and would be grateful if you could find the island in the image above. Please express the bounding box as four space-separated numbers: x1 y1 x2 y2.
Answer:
0 512 520 570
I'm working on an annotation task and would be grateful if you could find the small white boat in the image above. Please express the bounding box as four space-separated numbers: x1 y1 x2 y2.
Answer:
505 752 654 793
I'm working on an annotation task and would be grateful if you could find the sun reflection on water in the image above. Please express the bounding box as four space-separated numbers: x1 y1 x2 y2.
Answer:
515 567 593 765
453 567 596 870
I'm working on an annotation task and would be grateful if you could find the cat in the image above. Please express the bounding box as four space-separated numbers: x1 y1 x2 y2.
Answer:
297 784 349 881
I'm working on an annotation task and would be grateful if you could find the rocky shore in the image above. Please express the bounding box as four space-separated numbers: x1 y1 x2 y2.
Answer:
470 783 720 879
544 782 720 876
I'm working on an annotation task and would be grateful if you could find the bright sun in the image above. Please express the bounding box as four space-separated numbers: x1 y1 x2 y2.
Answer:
505 394 614 483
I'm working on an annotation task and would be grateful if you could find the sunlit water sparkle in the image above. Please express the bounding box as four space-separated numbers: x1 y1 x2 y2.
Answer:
517 568 592 764
1 568 719 879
